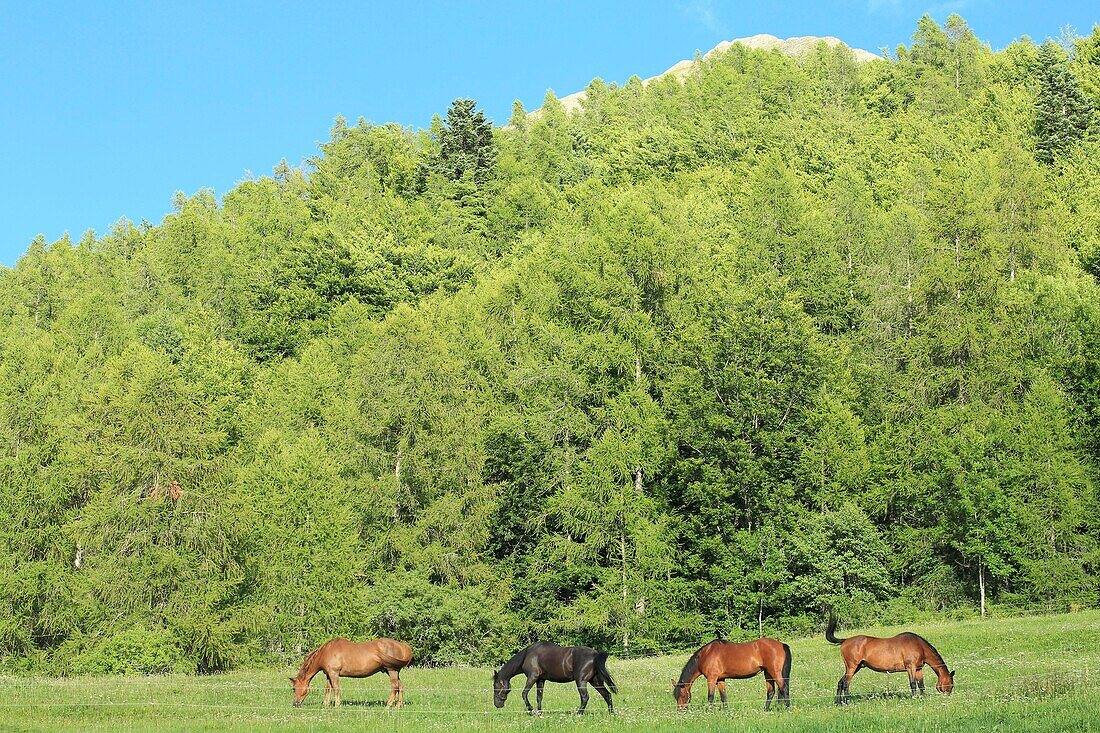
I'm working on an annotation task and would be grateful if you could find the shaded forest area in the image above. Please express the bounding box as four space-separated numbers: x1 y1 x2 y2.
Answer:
2 16 1099 674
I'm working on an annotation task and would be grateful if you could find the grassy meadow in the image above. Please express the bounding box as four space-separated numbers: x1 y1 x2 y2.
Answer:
2 611 1098 732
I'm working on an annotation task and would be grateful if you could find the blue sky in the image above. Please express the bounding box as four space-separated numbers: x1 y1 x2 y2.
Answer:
1 0 1097 266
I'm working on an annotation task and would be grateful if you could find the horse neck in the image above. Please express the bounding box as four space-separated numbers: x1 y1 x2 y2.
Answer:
499 647 529 681
295 645 324 681
677 649 703 687
919 639 949 675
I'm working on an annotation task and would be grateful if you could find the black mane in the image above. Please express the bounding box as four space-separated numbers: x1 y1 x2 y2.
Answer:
901 632 947 668
676 639 721 688
496 642 536 681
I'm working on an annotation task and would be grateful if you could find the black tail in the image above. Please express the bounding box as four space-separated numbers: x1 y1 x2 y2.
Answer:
594 651 618 695
781 643 793 706
825 615 846 645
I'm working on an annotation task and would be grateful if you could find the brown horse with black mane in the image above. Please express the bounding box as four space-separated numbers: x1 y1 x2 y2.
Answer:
827 616 954 704
673 638 792 710
290 637 413 708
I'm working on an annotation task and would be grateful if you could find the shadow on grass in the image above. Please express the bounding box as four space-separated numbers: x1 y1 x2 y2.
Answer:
337 699 407 708
841 689 926 704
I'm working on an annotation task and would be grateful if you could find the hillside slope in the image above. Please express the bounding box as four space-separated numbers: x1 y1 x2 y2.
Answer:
1 15 1099 675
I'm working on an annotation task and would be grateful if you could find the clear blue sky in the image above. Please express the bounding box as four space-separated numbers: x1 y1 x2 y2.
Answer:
1 0 1096 265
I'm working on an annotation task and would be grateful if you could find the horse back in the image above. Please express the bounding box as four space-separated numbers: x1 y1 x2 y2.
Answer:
844 633 928 672
700 638 783 679
322 637 413 676
525 643 600 682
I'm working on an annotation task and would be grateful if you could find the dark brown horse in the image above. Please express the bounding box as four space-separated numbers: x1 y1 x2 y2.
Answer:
493 642 617 714
673 638 792 710
827 616 954 704
289 637 413 708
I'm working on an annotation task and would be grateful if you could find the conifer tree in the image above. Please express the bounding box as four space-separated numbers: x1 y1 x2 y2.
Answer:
1034 42 1094 164
434 98 497 184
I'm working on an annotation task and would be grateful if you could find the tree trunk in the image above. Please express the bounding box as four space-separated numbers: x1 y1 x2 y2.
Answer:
621 530 629 653
393 447 402 523
955 234 961 300
979 560 986 618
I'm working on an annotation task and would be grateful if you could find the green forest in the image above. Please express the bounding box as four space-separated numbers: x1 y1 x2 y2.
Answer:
2 15 1099 676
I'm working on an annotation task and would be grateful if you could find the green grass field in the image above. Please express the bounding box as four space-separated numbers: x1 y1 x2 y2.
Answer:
2 611 1098 732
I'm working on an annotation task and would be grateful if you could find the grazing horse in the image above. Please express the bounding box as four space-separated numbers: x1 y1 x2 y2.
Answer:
289 637 413 708
826 616 955 704
673 638 792 711
492 642 617 714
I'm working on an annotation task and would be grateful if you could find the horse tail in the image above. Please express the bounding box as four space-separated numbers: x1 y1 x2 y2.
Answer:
826 614 846 645
594 651 618 695
781 642 793 703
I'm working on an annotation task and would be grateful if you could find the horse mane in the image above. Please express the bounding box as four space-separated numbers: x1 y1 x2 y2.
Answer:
295 641 328 680
497 643 535 680
676 639 719 687
676 649 701 687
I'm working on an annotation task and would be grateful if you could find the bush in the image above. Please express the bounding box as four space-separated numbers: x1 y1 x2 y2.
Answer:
364 574 515 665
67 625 190 676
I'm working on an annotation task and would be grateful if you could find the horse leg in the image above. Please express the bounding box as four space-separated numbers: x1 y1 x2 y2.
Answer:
575 679 589 714
717 680 728 709
907 663 919 698
915 667 926 697
386 669 400 709
323 672 334 707
707 675 717 705
845 663 860 705
770 659 791 709
837 663 857 706
764 677 776 711
536 680 546 714
521 676 536 714
592 680 613 713
332 675 342 707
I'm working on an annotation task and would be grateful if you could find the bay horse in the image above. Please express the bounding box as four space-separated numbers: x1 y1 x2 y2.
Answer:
290 637 413 708
673 638 791 710
492 642 617 714
826 616 955 704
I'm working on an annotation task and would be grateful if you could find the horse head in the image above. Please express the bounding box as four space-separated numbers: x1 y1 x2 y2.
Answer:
289 676 310 707
672 678 691 709
492 670 510 708
937 668 955 694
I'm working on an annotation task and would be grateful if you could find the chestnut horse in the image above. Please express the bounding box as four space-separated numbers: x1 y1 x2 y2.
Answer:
826 616 955 704
673 638 792 710
290 637 413 708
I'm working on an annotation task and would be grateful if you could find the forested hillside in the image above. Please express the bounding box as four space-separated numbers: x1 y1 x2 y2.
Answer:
2 15 1099 674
